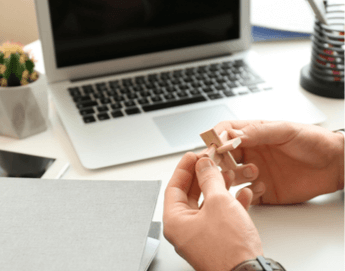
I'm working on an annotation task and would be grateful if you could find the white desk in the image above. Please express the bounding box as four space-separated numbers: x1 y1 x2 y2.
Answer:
0 39 343 271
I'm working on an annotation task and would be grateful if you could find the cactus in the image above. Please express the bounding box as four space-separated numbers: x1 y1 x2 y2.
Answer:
0 41 38 87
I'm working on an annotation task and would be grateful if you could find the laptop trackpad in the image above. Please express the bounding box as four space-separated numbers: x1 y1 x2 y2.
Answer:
153 105 236 148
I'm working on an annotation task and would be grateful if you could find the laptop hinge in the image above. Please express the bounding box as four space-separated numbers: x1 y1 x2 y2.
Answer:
70 53 232 83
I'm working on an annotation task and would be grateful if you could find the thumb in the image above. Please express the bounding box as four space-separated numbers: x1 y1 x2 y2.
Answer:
195 158 227 199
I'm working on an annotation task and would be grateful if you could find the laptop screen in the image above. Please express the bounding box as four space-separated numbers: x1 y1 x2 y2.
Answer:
48 0 240 68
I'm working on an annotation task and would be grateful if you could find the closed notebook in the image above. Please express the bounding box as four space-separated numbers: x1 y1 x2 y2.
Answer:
0 178 161 271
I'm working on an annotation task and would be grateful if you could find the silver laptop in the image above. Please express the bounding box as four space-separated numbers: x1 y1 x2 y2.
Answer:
34 0 326 169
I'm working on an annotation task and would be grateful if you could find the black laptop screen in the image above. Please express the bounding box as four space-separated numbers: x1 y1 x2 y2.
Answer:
48 0 240 68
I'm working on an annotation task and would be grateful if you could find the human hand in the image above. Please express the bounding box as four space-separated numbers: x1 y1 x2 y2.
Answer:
163 152 263 271
215 120 344 205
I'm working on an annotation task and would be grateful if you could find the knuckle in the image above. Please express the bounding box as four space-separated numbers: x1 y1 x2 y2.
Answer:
249 122 262 134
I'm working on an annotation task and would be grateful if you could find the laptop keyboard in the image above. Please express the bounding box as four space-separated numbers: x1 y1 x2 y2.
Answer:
67 59 271 124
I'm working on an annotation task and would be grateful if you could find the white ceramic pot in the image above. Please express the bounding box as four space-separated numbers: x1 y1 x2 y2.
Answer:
0 72 49 139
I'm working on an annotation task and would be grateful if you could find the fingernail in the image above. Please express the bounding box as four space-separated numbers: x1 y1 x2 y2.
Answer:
233 129 244 136
243 167 254 178
253 182 265 193
196 158 214 172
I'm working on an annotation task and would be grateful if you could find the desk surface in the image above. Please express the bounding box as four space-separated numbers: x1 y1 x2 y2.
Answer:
0 39 344 271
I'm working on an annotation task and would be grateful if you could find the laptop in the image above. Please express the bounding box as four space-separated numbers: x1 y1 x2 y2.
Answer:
34 0 326 169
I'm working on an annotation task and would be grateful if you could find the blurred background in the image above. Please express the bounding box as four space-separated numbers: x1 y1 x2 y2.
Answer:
0 0 39 45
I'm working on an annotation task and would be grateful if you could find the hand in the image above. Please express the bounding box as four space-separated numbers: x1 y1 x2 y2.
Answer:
163 153 263 271
215 120 344 205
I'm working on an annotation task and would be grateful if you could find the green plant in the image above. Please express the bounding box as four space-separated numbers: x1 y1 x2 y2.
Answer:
0 41 38 87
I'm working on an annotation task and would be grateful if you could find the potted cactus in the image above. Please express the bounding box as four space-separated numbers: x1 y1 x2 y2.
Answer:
0 41 48 139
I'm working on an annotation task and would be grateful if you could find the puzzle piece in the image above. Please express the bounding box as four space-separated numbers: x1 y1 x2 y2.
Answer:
198 128 241 171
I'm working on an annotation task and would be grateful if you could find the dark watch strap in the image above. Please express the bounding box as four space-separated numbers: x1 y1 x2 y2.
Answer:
231 256 286 271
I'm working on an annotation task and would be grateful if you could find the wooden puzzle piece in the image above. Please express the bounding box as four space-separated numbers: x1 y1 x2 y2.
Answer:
199 128 241 171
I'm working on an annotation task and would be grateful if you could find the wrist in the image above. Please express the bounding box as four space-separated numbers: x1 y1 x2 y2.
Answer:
335 131 344 190
231 256 286 271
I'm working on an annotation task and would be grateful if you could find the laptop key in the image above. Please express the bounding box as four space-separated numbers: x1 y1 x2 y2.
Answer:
234 59 246 67
122 78 133 86
109 80 120 89
124 101 136 107
138 98 149 105
240 79 265 86
214 85 225 91
73 95 91 103
216 78 226 84
148 74 158 81
178 85 190 91
114 96 125 102
151 96 162 103
202 87 214 93
93 93 106 99
191 82 202 88
127 93 138 99
142 95 207 112
185 67 196 75
68 87 81 97
97 113 110 121
97 106 109 112
82 85 95 94
190 89 201 96
77 101 98 109
111 110 124 118
83 115 96 124
208 93 222 100
140 91 151 97
120 87 131 94
248 86 261 93
100 98 111 104
153 88 164 95
164 93 175 100
203 80 214 86
132 85 144 92
166 86 177 93
223 90 235 97
158 81 169 87
111 103 122 110
226 82 238 88
125 107 141 115
80 108 95 116
232 86 250 95
177 91 188 98
107 90 117 96
135 76 145 84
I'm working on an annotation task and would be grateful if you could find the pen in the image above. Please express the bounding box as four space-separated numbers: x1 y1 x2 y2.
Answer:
306 0 329 25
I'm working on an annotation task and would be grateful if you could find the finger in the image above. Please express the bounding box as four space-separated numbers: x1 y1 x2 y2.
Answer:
239 121 301 148
164 152 198 214
247 182 266 205
195 157 227 199
214 120 272 137
222 164 259 187
233 164 259 185
236 187 253 211
221 170 235 190
217 138 242 154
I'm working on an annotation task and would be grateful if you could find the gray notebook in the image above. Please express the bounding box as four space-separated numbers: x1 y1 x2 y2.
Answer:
0 178 161 271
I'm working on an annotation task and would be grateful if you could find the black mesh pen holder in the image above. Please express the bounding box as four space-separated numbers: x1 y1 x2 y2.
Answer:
300 1 344 99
